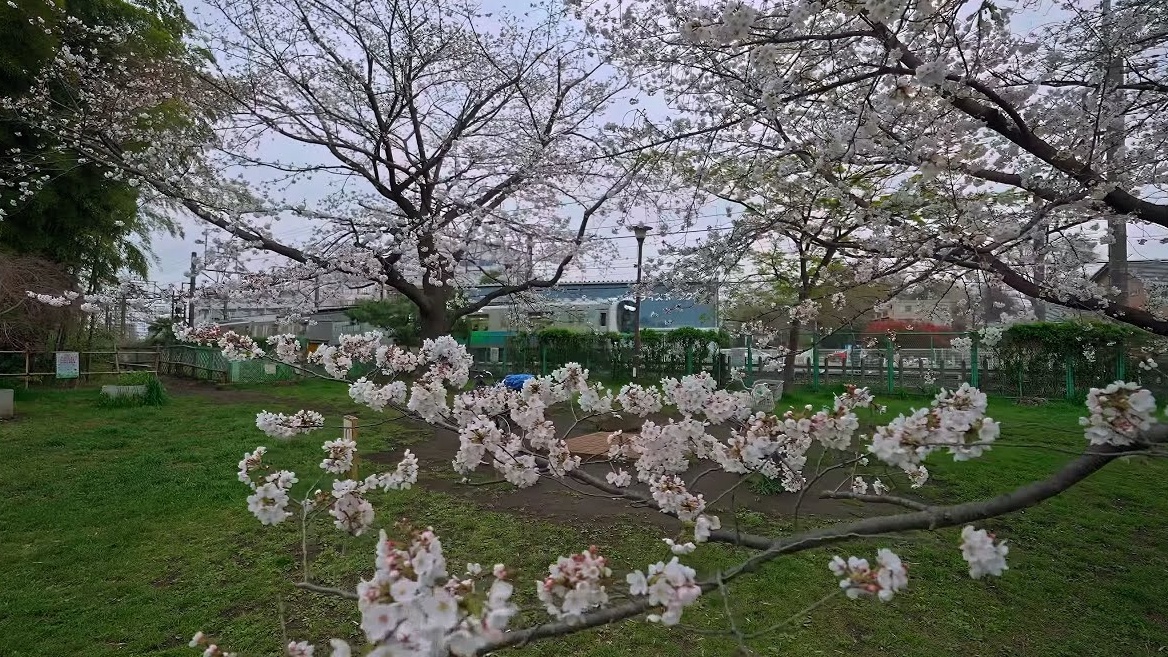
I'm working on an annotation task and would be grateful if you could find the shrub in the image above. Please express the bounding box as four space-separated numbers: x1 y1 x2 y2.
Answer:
99 372 167 407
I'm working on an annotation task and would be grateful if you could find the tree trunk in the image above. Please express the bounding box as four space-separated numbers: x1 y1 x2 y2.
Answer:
417 305 452 341
782 320 801 387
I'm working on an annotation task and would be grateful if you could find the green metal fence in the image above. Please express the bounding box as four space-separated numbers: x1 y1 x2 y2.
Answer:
162 345 301 384
466 329 1163 399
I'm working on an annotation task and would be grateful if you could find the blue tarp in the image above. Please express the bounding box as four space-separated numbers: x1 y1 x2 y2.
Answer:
503 374 535 391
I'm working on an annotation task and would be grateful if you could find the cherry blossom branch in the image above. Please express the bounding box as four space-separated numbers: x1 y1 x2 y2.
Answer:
294 581 359 600
820 491 930 511
481 431 1164 650
708 425 1168 553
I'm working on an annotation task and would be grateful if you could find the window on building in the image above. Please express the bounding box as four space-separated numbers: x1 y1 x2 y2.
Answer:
599 311 608 327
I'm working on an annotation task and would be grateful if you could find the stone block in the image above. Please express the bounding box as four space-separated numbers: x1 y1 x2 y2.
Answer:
0 389 12 419
100 384 146 399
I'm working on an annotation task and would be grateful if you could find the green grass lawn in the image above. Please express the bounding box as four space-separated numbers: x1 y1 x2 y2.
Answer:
1 380 1166 656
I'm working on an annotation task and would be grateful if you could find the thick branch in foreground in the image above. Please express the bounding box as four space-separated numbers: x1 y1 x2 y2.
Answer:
480 428 1165 652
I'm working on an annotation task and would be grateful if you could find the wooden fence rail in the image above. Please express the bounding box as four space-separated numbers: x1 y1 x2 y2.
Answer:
0 350 161 388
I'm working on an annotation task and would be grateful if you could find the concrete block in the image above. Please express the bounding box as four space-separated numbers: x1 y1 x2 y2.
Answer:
100 384 146 399
0 389 12 419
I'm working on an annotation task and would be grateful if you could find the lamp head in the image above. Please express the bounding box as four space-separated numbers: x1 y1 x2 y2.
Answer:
629 224 652 242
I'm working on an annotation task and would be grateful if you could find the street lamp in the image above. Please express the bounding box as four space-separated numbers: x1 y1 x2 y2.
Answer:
630 224 652 379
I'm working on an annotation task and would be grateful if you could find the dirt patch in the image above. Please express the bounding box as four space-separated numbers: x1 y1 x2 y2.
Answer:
161 376 297 405
166 376 897 528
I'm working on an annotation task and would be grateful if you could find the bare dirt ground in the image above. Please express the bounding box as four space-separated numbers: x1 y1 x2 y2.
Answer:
167 376 879 531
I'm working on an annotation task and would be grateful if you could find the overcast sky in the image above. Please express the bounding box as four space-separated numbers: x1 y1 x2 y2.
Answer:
140 0 1168 290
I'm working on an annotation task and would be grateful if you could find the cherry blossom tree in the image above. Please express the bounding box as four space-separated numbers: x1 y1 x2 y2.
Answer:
591 0 1168 335
160 322 1165 656
2 0 653 337
651 160 947 382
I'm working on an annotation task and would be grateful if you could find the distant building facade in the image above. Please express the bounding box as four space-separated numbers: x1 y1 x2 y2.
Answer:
466 281 719 333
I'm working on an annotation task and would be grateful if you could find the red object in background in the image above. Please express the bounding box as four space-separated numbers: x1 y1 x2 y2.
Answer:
863 319 954 347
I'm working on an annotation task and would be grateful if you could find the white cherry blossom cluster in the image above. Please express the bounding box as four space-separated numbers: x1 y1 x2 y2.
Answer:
700 388 754 423
255 410 326 439
1081 381 1157 446
309 344 357 379
348 378 408 412
624 418 709 482
867 384 1000 485
625 557 702 625
174 323 264 361
693 514 721 542
606 468 633 487
25 290 79 307
550 362 591 394
648 475 707 521
834 386 876 412
419 336 474 388
375 344 421 375
217 331 266 361
352 528 517 656
851 476 868 494
828 549 908 601
175 323 224 344
325 450 419 536
246 471 297 525
187 632 237 657
328 479 376 535
851 475 890 496
789 298 820 323
453 408 544 487
709 410 821 491
306 332 384 378
662 538 697 555
615 383 665 416
320 438 357 474
578 382 615 413
537 546 613 620
959 526 1009 579
266 334 302 364
285 641 313 657
237 424 417 531
660 372 718 415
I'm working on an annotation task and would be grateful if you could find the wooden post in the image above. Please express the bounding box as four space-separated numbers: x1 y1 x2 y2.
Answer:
24 351 30 389
344 415 359 480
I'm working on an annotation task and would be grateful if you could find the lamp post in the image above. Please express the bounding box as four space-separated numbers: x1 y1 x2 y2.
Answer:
630 224 652 379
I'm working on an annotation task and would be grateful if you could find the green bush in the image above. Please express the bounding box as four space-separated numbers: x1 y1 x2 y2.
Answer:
995 321 1143 399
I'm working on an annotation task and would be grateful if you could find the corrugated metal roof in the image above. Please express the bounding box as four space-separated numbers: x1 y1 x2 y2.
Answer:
1091 259 1168 284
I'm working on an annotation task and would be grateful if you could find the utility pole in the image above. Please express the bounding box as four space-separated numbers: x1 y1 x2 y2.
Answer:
526 234 534 280
1102 0 1128 305
1032 234 1047 321
630 224 652 379
187 251 197 325
118 291 127 343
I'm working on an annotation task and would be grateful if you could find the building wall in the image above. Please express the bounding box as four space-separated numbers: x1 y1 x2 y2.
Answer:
1094 272 1149 309
882 298 961 322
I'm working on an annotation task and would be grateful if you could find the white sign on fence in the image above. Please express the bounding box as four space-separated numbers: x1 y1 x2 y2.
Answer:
55 352 80 379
